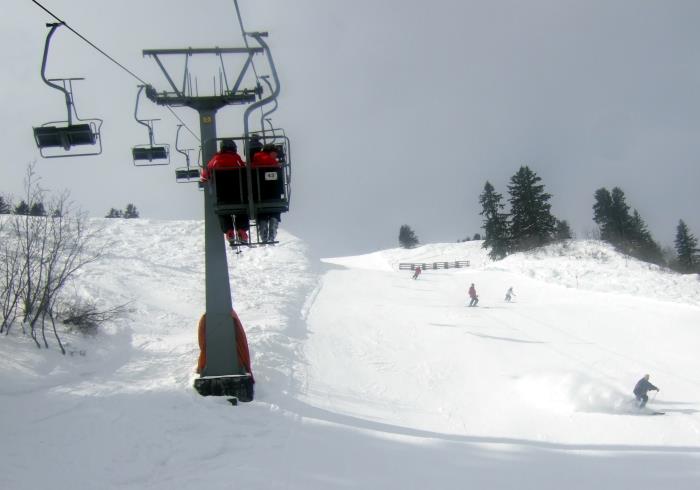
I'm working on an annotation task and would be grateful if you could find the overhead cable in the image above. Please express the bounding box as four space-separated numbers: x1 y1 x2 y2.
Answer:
30 0 200 142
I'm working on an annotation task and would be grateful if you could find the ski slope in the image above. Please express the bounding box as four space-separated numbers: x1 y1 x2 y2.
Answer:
1 219 699 489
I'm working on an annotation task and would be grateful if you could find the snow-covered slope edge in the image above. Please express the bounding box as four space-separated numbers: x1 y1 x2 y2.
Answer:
324 239 700 307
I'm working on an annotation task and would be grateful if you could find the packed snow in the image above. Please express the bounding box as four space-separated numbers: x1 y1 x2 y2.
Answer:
1 219 699 489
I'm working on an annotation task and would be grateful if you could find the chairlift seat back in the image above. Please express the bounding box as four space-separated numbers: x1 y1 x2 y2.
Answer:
252 167 288 213
175 168 201 183
213 169 249 214
133 145 169 163
34 123 97 150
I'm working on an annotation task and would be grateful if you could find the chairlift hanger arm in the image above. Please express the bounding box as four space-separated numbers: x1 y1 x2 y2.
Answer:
40 22 74 125
243 34 281 139
134 85 156 144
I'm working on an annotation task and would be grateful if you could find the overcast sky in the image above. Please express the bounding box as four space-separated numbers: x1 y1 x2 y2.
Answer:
2 0 699 258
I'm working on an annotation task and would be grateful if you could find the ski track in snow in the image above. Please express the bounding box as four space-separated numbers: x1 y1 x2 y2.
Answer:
1 221 700 489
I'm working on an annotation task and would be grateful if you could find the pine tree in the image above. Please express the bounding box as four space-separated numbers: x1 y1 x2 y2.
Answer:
507 166 556 252
398 225 419 249
555 219 573 240
674 219 699 273
123 204 139 219
627 210 663 265
14 200 30 215
592 188 613 240
29 202 47 217
479 181 510 260
105 208 123 218
0 196 11 214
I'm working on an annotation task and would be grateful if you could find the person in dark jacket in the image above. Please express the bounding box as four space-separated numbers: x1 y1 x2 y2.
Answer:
468 283 479 307
633 374 659 408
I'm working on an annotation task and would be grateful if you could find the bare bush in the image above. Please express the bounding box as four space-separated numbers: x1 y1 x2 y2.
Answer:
0 164 103 353
60 299 130 336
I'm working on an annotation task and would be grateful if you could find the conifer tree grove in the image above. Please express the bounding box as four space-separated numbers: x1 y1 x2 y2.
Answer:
123 204 140 219
593 187 663 265
507 166 556 252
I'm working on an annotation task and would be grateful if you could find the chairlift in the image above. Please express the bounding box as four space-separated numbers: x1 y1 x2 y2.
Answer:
32 23 102 158
174 125 200 183
208 135 290 245
132 85 170 166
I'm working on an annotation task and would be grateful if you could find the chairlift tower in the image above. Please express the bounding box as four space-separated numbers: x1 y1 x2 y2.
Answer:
143 33 280 399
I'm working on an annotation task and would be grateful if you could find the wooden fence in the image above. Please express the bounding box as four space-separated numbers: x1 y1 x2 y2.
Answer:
399 261 470 271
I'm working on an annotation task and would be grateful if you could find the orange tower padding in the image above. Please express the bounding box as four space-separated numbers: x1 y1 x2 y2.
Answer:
196 310 254 382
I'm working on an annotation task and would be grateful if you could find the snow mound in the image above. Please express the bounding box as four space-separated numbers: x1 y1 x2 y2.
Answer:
488 240 700 306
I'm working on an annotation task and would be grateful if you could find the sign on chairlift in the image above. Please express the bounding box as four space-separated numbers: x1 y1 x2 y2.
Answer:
264 171 278 181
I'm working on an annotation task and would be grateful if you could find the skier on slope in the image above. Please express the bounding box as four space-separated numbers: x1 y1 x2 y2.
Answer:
412 266 422 280
505 286 515 302
468 283 479 307
633 374 659 408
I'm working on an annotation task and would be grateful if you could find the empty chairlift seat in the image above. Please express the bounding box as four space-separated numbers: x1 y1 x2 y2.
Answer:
34 123 97 150
132 145 169 163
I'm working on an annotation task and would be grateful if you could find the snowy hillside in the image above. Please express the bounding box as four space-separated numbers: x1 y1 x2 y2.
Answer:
1 221 699 489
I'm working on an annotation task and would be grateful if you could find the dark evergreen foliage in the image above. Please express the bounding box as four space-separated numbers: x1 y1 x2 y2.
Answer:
674 220 699 273
398 225 419 249
105 208 123 218
473 233 481 241
507 166 556 252
29 202 47 217
123 204 139 219
0 196 10 214
14 200 30 215
592 186 663 265
555 219 573 240
479 181 510 260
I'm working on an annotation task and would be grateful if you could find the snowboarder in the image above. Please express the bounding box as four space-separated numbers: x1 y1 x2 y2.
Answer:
633 374 659 408
505 286 515 302
412 266 422 280
468 283 479 307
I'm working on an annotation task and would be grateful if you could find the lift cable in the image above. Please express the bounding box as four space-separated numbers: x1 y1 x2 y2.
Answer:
30 0 200 142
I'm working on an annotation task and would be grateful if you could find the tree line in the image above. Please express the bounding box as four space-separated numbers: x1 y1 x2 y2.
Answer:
399 165 698 274
0 196 140 220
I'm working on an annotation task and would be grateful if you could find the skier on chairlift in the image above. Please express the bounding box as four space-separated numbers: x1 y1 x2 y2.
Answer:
201 139 250 246
251 142 282 243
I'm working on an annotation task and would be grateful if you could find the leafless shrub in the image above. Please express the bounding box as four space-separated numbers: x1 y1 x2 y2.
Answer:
0 164 103 354
60 299 130 336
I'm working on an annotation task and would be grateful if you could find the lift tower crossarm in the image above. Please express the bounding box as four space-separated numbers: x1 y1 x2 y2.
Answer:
142 47 264 109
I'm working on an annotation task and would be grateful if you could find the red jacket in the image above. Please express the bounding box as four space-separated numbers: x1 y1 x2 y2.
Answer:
251 150 279 168
200 151 245 181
